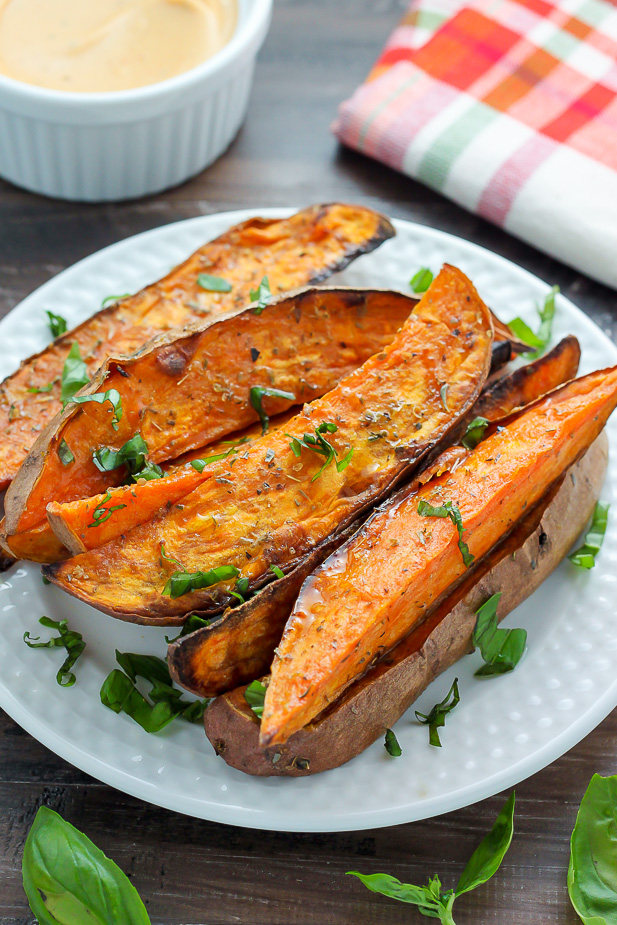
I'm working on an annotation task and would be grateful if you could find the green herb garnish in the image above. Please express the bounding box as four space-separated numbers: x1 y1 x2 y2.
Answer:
197 273 232 293
27 382 54 394
165 613 212 644
569 501 610 569
417 499 474 567
58 437 75 466
23 616 86 687
60 342 89 404
348 792 515 923
415 678 460 747
508 285 559 358
270 564 285 580
93 432 163 482
245 678 267 719
472 592 526 677
67 388 123 430
568 774 617 923
88 490 127 528
100 650 208 733
410 267 434 293
101 293 131 308
46 310 68 338
384 728 402 757
287 421 354 482
250 385 296 434
23 807 151 925
462 416 489 450
440 383 450 412
250 276 272 314
163 564 240 599
190 447 237 471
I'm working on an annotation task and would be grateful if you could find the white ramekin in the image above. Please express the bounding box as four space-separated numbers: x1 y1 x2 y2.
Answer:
0 0 272 202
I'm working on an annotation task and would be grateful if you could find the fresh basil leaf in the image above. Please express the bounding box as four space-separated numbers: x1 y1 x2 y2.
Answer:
101 293 131 308
92 432 162 482
163 564 240 599
115 650 171 685
67 388 123 431
60 342 89 404
197 273 232 293
456 791 515 896
22 805 151 925
347 871 443 908
101 669 178 733
415 678 460 747
249 276 272 315
245 678 267 719
88 490 127 528
190 447 237 471
23 616 85 687
568 774 617 924
384 728 402 757
507 317 544 350
508 286 559 358
46 310 68 338
417 499 474 568
569 501 610 570
249 385 296 434
336 448 354 472
286 421 352 482
165 613 212 644
270 564 285 580
472 593 527 677
410 268 434 294
58 438 75 466
28 382 54 394
462 416 489 451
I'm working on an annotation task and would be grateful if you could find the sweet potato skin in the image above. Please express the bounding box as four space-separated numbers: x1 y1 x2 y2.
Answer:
261 365 617 746
0 204 395 491
43 265 494 624
204 434 608 775
6 286 415 551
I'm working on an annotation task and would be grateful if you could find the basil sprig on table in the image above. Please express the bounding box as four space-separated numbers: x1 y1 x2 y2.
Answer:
568 774 617 924
415 678 460 747
349 792 515 923
569 501 610 569
93 432 164 482
508 285 559 358
46 309 68 338
100 650 209 733
23 616 86 687
472 592 527 678
197 273 232 293
410 267 434 294
250 275 272 314
417 499 474 567
23 806 151 925
461 416 489 450
287 421 354 482
250 385 296 434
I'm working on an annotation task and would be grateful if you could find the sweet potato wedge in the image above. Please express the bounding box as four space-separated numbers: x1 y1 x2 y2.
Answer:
260 365 617 746
205 434 608 775
6 286 415 558
43 265 494 624
0 203 394 491
169 335 581 698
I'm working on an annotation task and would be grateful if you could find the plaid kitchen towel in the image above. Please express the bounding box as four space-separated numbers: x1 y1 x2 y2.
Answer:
333 0 617 289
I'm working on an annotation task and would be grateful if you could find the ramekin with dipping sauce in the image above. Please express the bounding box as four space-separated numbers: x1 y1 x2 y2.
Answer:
0 0 272 201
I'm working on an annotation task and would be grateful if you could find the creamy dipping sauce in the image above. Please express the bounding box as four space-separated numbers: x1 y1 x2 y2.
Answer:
0 0 237 92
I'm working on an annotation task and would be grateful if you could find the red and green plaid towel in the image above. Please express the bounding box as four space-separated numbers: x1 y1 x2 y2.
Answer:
333 0 617 288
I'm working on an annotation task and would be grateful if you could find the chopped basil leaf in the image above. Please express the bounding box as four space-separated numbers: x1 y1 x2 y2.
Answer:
190 447 237 471
462 416 489 451
58 438 75 466
417 499 474 567
100 650 208 733
245 678 267 719
24 616 86 687
88 490 127 528
67 388 123 431
249 385 296 434
384 728 402 757
101 293 131 308
249 276 272 315
270 564 285 580
60 342 89 404
508 285 559 358
569 501 610 569
197 273 232 293
568 774 617 923
440 383 449 412
285 421 353 482
46 310 68 338
93 432 163 482
163 564 240 599
28 382 54 394
336 448 354 472
472 592 527 677
415 678 460 747
165 613 212 644
410 267 434 294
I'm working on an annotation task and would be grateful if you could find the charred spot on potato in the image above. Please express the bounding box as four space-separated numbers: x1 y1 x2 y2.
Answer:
156 348 190 378
286 756 310 771
213 738 226 756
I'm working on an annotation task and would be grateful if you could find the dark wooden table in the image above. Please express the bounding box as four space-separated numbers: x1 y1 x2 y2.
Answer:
1 1 616 922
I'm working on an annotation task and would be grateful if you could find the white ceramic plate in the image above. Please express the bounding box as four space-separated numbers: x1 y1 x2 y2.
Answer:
1 209 616 833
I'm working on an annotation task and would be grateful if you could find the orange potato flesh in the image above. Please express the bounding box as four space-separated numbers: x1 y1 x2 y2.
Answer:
0 203 394 491
261 364 617 746
44 265 493 624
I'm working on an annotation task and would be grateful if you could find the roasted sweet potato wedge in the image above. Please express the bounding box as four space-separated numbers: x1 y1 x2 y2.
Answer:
0 203 395 491
168 337 581 698
260 365 617 746
6 286 415 559
44 265 494 624
205 434 607 775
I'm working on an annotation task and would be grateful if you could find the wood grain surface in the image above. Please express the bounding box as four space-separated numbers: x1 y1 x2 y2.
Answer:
1 1 616 922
